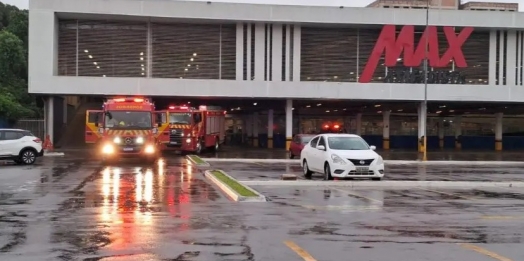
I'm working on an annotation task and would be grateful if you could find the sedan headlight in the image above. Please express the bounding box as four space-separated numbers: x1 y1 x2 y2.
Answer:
136 136 144 144
331 154 346 165
375 156 384 165
113 137 121 144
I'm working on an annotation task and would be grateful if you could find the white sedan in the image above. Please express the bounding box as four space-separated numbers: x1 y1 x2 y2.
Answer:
300 134 385 181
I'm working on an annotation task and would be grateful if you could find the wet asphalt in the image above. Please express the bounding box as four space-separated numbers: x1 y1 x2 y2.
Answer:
1 150 524 261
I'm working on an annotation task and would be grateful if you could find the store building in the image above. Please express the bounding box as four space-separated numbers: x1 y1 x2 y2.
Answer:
29 0 524 150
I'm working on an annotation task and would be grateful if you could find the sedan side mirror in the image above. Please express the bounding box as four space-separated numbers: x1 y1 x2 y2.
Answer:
317 145 326 151
370 145 376 151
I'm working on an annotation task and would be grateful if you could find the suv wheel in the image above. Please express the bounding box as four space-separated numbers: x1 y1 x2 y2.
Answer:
20 149 37 165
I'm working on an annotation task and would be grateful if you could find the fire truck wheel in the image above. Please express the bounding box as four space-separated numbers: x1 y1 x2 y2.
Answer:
213 138 220 151
195 141 202 155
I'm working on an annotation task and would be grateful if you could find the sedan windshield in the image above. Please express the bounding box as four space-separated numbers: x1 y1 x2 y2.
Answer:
328 137 370 150
105 111 152 129
169 113 191 124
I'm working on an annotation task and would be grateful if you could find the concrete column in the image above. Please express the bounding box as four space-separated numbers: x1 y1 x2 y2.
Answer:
252 112 259 147
382 111 390 150
417 102 427 153
245 115 252 145
267 109 274 148
454 115 462 150
495 112 503 151
285 99 293 150
438 119 445 149
235 22 244 80
46 96 54 144
356 113 362 135
63 97 68 124
254 24 265 81
489 30 497 85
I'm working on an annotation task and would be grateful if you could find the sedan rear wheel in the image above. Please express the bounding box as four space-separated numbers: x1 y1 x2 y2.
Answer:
302 160 312 179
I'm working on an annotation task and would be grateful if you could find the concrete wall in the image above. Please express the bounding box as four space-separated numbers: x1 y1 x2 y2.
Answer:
28 0 524 102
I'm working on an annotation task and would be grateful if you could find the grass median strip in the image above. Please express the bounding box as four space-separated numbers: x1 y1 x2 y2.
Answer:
210 170 258 197
188 155 207 165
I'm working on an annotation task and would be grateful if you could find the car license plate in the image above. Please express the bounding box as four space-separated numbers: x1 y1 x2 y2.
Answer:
356 166 369 172
123 147 133 152
170 141 178 144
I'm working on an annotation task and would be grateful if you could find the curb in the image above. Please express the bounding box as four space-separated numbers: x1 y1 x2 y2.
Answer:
239 180 524 188
44 152 65 157
204 170 266 202
185 155 210 167
201 158 524 165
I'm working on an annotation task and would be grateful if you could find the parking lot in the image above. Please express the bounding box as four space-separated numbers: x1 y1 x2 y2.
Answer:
0 152 523 260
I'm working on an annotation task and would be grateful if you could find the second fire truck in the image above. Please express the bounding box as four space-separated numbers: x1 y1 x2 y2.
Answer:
155 105 226 154
85 97 161 162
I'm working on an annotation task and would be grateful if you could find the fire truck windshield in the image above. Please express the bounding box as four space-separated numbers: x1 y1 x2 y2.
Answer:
169 113 191 124
105 111 152 129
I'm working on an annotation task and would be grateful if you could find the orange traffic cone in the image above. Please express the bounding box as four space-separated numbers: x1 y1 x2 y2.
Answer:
43 135 54 153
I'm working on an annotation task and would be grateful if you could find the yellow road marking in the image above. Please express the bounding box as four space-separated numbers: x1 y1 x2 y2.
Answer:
331 187 383 203
284 240 317 261
416 188 474 200
458 243 513 261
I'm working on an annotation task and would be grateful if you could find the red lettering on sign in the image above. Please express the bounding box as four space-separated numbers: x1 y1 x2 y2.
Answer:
359 25 474 83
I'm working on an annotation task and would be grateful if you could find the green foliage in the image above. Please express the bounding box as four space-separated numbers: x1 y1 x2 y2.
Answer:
0 2 34 122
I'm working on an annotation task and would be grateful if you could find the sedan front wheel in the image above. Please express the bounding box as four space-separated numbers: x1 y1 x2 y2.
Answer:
324 163 334 181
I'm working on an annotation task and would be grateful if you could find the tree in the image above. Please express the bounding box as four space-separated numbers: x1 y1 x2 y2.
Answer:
6 10 27 56
0 30 25 82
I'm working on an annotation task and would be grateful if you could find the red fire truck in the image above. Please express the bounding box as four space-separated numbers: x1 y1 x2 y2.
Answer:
320 122 346 133
155 105 226 154
85 97 160 162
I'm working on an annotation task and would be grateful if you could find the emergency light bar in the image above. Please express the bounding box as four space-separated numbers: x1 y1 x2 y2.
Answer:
112 97 147 103
168 105 194 110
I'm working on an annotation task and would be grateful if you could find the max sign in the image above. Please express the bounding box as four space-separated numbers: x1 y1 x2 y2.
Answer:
359 25 474 83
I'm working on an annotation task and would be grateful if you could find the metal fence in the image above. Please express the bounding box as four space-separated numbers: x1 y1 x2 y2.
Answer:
14 119 45 139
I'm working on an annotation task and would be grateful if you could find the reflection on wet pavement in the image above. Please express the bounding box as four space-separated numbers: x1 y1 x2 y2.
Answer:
1 153 524 260
211 161 524 182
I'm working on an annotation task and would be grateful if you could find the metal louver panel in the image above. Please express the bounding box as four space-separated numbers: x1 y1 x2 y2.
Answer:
151 23 236 79
58 20 148 77
301 26 489 84
58 20 77 76
301 27 358 82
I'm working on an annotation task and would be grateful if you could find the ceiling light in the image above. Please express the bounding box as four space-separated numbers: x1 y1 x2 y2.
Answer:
436 111 442 114
185 68 188 71
142 68 145 71
180 77 183 79
88 55 93 59
102 75 106 77
253 103 257 105
141 72 145 75
188 64 191 67
190 58 194 61
374 104 381 107
96 66 100 69
141 64 144 67
449 110 455 112
317 103 322 106
326 110 330 112
377 111 382 113
84 50 88 53
306 105 311 108
292 108 295 110
193 53 197 56
334 110 338 112
93 62 97 65
349 72 354 75
343 108 346 111
140 52 144 55
140 57 144 60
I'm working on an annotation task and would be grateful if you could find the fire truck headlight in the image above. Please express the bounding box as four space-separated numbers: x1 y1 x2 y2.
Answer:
136 137 144 144
98 128 104 134
102 144 114 154
144 145 155 154
113 137 121 144
186 138 191 143
152 128 158 134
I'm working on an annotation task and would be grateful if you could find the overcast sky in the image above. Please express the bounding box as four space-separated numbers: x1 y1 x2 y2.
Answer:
5 0 524 11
